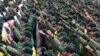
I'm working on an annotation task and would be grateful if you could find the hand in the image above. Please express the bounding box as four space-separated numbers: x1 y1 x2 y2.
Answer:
39 30 46 35
85 45 93 52
46 30 52 36
7 34 13 41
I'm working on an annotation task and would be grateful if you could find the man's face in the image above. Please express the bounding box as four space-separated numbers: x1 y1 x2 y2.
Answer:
13 8 17 13
61 51 67 56
20 20 25 24
89 31 94 36
61 51 71 56
80 25 85 30
22 34 26 41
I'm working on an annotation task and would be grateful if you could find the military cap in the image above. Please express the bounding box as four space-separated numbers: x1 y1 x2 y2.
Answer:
23 30 32 38
23 47 32 54
93 10 100 17
88 22 96 28
30 8 36 13
72 53 79 56
58 20 68 26
21 17 28 23
24 13 30 18
65 43 75 53
79 21 87 26
94 32 100 38
24 53 31 56
54 11 61 17
69 9 75 15
3 0 9 3
24 23 32 27
35 12 40 16
66 0 73 5
23 40 32 48
6 46 20 55
87 9 93 14
47 9 54 15
85 1 93 5
15 0 21 5
25 27 33 33
59 32 67 36
27 4 34 9
58 28 65 33
6 12 14 20
92 27 100 32
61 35 70 42
3 16 9 22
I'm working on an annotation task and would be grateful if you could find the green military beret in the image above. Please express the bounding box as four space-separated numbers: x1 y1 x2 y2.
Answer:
94 32 100 38
23 40 32 48
65 43 75 53
23 47 32 54
88 22 96 28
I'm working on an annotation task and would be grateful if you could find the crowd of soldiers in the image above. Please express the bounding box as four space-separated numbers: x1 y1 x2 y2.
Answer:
0 0 36 56
0 0 100 56
37 0 100 56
